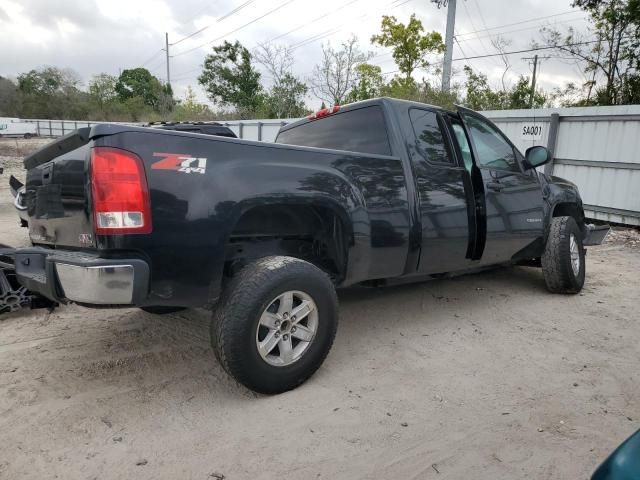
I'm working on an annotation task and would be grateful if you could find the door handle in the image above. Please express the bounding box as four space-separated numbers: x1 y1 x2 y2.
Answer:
486 181 503 192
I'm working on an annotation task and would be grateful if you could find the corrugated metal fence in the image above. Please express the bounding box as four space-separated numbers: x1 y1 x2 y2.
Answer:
22 105 640 226
483 105 640 226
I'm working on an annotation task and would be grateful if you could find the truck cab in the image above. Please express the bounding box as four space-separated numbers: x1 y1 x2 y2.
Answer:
276 98 584 280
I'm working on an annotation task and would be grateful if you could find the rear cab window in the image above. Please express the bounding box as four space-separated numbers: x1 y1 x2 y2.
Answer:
275 105 392 156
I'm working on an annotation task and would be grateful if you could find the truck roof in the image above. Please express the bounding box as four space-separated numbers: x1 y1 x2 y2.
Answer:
279 97 453 134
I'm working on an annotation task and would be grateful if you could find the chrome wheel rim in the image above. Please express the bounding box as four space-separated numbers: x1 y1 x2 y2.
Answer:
256 290 319 367
569 233 581 276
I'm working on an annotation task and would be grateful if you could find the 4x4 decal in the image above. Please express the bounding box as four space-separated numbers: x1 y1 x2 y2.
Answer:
151 152 207 174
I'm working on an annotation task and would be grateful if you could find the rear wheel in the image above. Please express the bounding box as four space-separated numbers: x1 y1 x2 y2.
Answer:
541 216 585 293
211 256 338 394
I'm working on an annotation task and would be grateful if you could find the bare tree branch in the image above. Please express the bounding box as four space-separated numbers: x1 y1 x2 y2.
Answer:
308 36 370 105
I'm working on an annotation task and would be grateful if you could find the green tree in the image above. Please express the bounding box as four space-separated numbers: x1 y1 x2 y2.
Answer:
254 44 309 118
88 74 117 108
507 75 546 109
382 76 459 109
538 0 640 105
462 66 506 110
371 14 445 81
462 66 547 110
260 73 308 118
18 67 66 97
17 67 89 119
198 40 263 116
0 76 19 116
174 86 215 121
115 68 167 108
347 63 385 102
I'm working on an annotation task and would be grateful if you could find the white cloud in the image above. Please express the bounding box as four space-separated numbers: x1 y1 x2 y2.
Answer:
0 0 591 108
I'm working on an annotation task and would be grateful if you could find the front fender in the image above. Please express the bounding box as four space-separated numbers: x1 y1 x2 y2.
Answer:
541 173 586 238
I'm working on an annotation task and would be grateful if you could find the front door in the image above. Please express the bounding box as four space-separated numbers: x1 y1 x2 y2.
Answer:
459 109 545 265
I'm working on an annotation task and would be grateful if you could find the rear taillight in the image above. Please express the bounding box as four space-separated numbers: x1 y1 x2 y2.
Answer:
90 147 152 235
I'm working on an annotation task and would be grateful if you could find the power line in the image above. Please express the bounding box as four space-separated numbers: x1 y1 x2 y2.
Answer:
140 49 164 67
173 0 300 57
180 0 225 31
383 38 607 73
451 39 603 63
176 0 362 79
171 0 258 46
288 0 415 51
455 9 582 37
460 0 497 65
454 35 476 69
171 0 413 80
455 14 588 44
471 0 492 40
253 0 362 49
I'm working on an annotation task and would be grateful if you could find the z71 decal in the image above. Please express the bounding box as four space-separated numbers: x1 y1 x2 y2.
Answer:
151 152 207 174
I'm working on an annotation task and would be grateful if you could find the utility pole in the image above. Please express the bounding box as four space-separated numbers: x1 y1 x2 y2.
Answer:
529 54 538 109
165 32 171 87
523 55 547 108
441 0 457 92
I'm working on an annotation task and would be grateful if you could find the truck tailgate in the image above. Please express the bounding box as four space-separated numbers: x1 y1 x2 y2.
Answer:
22 129 93 248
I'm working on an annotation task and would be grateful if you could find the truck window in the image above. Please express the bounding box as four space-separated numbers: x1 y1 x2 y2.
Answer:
451 123 473 172
463 115 519 172
276 106 391 156
409 109 454 165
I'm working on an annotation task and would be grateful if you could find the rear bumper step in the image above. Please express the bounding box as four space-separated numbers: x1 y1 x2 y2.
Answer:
0 247 149 312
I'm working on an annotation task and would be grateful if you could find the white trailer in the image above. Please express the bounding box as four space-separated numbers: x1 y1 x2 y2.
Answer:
0 118 38 138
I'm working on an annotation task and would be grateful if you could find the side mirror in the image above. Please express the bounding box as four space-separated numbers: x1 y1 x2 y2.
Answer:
524 146 551 170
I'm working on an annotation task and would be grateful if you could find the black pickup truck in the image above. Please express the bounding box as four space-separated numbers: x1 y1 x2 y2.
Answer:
1 98 608 393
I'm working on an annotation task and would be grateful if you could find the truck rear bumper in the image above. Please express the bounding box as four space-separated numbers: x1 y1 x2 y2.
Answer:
55 263 140 304
3 247 149 306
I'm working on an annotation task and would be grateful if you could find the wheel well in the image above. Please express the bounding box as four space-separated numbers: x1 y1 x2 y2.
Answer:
552 202 586 232
225 204 350 283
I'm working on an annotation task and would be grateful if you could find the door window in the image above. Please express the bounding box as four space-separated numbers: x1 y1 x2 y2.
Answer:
409 109 454 165
451 123 473 172
463 115 519 172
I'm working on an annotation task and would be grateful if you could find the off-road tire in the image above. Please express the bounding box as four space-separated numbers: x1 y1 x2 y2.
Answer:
140 306 186 314
541 216 585 293
211 256 338 394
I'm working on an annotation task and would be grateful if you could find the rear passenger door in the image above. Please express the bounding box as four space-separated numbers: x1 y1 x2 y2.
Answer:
408 108 474 274
459 109 545 264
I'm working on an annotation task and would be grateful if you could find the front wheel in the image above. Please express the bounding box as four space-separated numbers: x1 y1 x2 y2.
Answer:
541 216 585 293
211 256 338 394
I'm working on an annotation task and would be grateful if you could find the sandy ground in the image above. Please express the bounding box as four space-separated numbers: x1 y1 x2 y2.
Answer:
0 138 639 479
